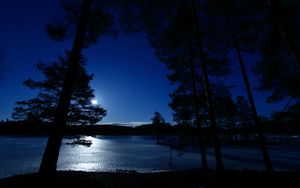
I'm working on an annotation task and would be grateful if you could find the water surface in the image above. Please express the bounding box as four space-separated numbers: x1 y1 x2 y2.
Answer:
1 135 300 179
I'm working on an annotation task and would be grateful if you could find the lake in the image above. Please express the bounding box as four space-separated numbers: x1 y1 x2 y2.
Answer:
0 135 203 178
1 135 300 179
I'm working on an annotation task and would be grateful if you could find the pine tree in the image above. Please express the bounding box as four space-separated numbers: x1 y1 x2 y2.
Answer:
253 0 300 105
143 0 236 172
251 0 300 136
146 1 211 170
12 53 106 125
220 0 273 171
169 86 200 126
213 84 237 134
151 111 165 125
151 111 165 144
39 0 143 175
39 0 94 175
268 0 300 71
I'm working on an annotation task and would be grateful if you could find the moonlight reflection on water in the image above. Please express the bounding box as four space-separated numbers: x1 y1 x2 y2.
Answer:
58 136 202 172
1 135 300 179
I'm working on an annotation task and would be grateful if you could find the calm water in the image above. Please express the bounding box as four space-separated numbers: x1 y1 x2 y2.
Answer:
58 136 202 172
1 135 300 179
0 135 203 178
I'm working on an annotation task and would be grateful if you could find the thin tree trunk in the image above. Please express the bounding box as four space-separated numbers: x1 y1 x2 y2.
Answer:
39 0 92 176
221 0 273 172
187 37 208 171
191 0 224 173
269 0 300 72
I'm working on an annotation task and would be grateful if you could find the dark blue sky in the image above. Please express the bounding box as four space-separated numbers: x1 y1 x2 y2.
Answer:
0 0 287 124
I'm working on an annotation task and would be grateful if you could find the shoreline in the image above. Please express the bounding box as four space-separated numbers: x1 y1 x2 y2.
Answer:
1 169 300 188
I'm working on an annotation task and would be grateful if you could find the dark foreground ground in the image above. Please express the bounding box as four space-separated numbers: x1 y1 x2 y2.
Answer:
0 169 300 188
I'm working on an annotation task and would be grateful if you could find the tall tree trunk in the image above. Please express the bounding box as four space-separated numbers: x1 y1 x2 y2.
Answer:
269 0 300 72
191 0 224 173
39 0 92 176
188 37 209 171
221 0 273 172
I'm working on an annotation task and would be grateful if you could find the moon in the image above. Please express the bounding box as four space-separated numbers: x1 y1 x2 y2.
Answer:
91 99 98 105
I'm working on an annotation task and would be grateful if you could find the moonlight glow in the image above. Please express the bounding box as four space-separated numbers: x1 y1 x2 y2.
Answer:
91 99 98 105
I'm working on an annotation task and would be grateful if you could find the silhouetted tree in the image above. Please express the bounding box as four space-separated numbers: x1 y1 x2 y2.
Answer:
211 0 299 171
169 90 193 126
268 0 300 71
190 0 225 172
253 0 300 124
151 111 165 144
40 0 97 175
221 1 300 110
145 1 211 170
213 84 237 141
258 0 300 131
12 53 106 125
169 86 208 127
200 0 272 171
207 0 300 170
151 111 165 125
225 0 272 171
143 0 236 172
39 0 144 175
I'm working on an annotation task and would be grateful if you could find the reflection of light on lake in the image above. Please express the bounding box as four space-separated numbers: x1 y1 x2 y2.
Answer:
58 136 113 172
57 136 202 172
3 135 300 179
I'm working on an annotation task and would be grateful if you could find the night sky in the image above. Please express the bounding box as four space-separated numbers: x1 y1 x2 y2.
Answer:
0 0 288 125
